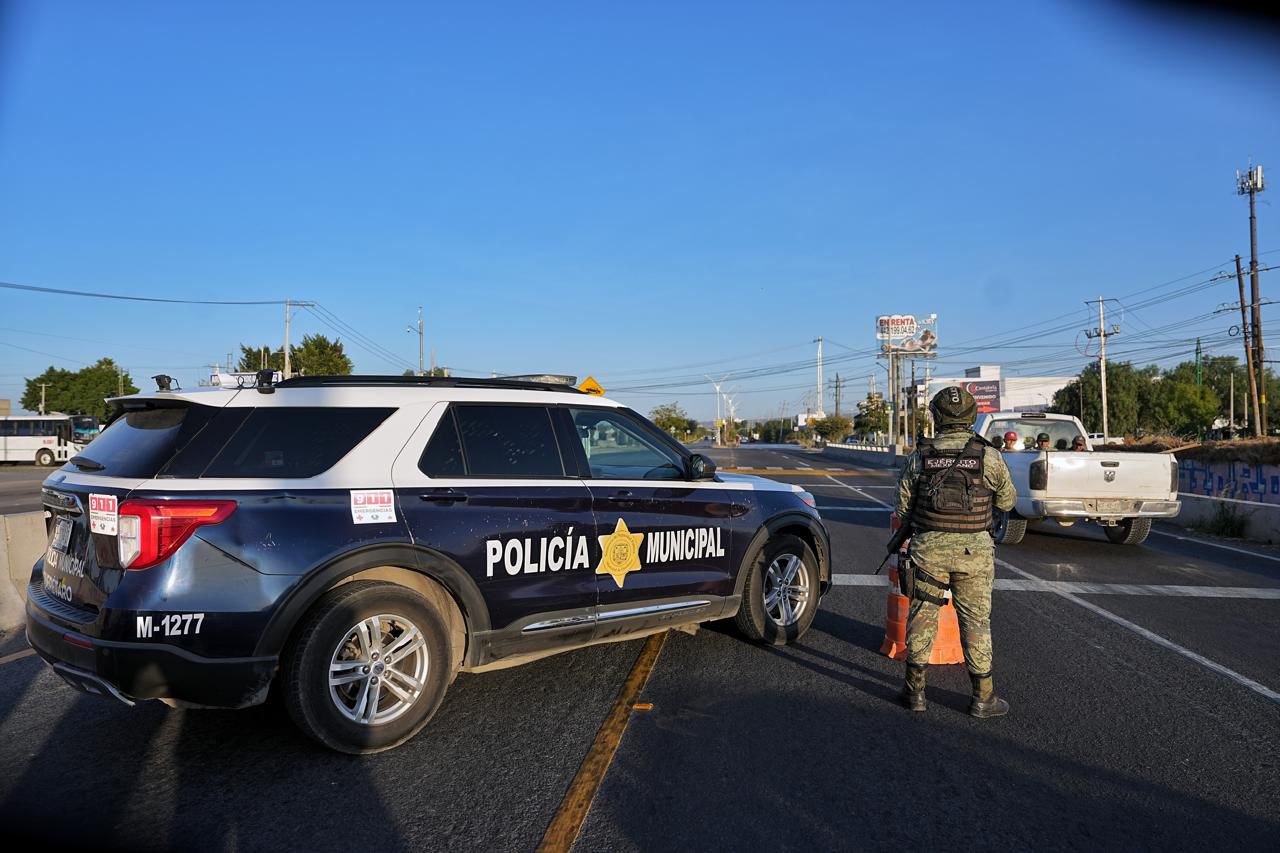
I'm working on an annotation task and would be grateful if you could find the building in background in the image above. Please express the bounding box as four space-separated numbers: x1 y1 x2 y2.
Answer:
923 366 1075 418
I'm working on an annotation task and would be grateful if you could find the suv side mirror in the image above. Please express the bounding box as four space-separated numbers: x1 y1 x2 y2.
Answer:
688 453 717 481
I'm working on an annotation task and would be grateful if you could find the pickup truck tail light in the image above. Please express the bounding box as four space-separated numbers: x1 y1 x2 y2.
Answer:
118 499 237 570
1029 459 1049 491
1170 458 1179 493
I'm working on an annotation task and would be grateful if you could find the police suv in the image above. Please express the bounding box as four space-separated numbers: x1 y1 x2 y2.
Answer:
27 375 831 753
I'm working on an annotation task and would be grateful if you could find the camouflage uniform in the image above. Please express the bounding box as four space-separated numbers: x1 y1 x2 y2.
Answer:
896 429 1015 675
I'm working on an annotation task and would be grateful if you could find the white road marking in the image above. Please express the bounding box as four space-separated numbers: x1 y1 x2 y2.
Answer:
1150 529 1280 564
797 464 812 469
766 466 782 470
996 558 1280 704
825 475 894 510
831 573 1280 597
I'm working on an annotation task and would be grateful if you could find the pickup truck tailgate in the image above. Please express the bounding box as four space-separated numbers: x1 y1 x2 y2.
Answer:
1047 452 1172 499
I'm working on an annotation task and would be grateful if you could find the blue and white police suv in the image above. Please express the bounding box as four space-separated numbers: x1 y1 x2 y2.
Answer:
27 375 831 753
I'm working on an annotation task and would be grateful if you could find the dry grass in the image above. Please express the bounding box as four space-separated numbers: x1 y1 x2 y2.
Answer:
1098 435 1280 465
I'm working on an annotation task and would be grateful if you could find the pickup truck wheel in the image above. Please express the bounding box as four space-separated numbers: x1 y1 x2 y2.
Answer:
1104 517 1152 545
282 580 451 754
993 511 1027 545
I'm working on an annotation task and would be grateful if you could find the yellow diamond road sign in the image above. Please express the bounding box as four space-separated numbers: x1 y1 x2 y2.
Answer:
578 376 605 396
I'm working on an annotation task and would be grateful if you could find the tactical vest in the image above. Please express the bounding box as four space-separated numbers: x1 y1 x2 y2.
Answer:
912 436 994 534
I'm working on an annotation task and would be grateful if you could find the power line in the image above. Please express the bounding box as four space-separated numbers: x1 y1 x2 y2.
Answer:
0 280 287 305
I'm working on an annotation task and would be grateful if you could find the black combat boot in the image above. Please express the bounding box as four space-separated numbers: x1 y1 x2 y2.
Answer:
899 662 927 712
968 673 1009 718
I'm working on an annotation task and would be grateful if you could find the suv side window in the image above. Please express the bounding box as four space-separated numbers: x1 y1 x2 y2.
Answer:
452 405 565 478
203 407 394 478
569 407 686 480
419 409 466 477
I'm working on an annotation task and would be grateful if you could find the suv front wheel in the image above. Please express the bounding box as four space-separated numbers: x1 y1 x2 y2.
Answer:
734 534 819 645
282 580 452 754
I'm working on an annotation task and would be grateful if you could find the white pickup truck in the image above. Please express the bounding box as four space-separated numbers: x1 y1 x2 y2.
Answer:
973 411 1180 546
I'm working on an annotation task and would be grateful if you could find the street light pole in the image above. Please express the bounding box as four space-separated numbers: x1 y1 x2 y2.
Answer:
406 306 424 375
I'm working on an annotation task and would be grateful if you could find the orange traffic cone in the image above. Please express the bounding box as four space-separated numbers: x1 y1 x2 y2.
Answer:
880 560 965 665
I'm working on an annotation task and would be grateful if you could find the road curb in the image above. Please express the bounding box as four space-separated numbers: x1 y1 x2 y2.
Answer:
0 512 43 633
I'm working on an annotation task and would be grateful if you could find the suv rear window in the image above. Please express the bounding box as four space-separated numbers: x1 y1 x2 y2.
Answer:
68 405 219 479
71 404 394 479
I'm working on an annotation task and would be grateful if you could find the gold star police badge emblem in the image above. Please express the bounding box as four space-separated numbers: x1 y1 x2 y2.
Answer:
596 518 644 588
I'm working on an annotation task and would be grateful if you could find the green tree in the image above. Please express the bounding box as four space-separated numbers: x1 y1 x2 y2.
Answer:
235 335 353 376
401 367 450 377
21 359 138 420
291 334 353 375
649 402 692 436
813 414 853 442
854 393 888 436
236 345 284 372
1152 381 1219 437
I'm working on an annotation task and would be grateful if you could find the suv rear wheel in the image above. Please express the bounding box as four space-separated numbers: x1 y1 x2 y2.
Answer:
734 534 819 645
283 580 452 754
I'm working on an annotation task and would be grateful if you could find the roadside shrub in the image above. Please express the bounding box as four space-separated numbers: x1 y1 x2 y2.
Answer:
1196 501 1248 539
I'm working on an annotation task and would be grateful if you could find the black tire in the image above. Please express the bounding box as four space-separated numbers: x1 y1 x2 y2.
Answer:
1104 517 1152 545
993 511 1027 545
35 449 55 466
734 534 820 645
282 580 452 754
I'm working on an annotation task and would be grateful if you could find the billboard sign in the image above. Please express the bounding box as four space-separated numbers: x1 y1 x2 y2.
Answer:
877 313 937 357
964 380 1001 414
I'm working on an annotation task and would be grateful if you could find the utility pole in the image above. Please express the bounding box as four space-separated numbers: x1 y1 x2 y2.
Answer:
1230 372 1235 437
1085 297 1120 441
833 373 842 418
406 306 425 375
1239 164 1267 433
37 382 50 415
117 366 124 397
1195 339 1202 387
1236 254 1263 436
813 337 824 416
282 299 317 380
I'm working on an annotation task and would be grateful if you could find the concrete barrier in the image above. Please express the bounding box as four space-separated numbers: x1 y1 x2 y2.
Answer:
0 512 43 633
823 443 903 469
1173 493 1280 545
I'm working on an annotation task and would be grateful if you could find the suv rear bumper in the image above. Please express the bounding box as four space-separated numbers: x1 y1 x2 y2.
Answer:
25 599 277 709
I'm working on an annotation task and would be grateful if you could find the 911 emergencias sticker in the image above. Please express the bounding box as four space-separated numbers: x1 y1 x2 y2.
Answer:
88 493 118 535
350 489 396 524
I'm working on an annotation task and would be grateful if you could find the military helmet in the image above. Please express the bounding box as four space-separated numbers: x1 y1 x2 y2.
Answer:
929 386 977 427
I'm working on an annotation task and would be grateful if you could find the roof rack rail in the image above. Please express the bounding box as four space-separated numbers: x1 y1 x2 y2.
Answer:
274 375 587 394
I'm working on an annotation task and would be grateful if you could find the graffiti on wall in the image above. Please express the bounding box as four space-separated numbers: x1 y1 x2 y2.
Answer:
1178 459 1280 504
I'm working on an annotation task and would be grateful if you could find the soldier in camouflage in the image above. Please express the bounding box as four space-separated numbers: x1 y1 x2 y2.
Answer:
896 386 1016 717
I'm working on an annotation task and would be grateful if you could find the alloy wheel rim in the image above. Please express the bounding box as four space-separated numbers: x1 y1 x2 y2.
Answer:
763 553 810 627
327 613 429 726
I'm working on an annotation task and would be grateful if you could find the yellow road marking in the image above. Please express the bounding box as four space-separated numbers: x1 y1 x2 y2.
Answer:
538 631 668 853
0 648 35 667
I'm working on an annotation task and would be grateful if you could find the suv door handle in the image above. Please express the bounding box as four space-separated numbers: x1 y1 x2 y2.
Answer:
605 490 635 503
419 489 468 504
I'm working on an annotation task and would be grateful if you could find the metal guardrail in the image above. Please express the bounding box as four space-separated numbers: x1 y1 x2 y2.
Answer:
827 442 893 453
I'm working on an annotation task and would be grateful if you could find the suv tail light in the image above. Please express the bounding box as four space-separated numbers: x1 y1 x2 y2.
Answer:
118 500 237 570
1029 459 1049 491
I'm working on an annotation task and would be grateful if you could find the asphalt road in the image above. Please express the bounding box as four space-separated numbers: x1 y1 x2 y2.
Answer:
0 465 48 514
2 446 1278 851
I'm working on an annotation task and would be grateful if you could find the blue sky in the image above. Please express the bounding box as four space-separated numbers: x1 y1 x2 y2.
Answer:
1 1 1277 420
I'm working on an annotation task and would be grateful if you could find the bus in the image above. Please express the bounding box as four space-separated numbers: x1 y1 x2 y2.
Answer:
0 415 89 465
